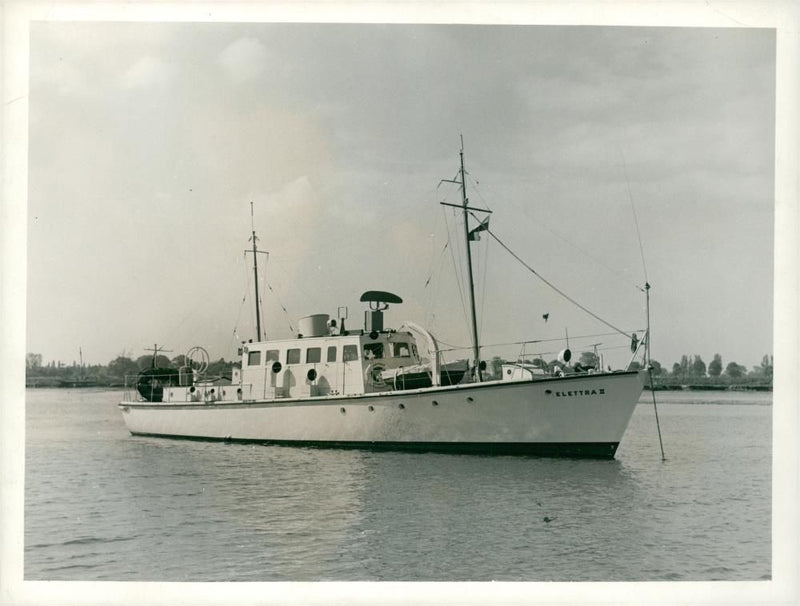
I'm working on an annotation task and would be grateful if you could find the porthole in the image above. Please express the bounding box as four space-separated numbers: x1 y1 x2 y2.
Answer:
398 403 405 410
368 405 374 412
340 407 346 414
432 400 439 407
466 396 474 403
545 389 552 395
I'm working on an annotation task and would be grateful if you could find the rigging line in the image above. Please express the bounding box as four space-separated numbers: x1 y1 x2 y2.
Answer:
620 149 663 459
465 173 494 212
444 204 470 333
266 281 295 334
484 227 631 338
262 257 296 335
468 188 640 291
479 228 490 340
234 249 255 335
621 149 648 285
465 169 639 291
423 208 452 329
452 330 645 351
423 210 450 289
534 219 640 290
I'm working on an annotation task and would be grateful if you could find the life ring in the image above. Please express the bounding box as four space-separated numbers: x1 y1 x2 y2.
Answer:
365 363 386 388
186 346 210 374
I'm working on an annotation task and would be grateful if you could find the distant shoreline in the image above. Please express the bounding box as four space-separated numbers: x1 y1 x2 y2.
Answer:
646 383 772 392
25 377 772 392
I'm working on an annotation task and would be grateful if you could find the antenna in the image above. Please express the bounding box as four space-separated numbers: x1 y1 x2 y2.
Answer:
144 344 172 368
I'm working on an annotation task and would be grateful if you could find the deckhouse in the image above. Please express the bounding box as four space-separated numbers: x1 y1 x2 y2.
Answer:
235 290 460 401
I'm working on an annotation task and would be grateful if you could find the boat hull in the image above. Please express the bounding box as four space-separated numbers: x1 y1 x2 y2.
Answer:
119 370 646 458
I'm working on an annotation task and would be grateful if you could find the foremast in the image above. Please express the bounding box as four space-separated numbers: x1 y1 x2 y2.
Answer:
246 201 266 342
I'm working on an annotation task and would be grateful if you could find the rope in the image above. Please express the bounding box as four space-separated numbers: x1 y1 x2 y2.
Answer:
266 281 295 335
469 175 640 291
648 366 667 461
484 227 631 338
444 204 470 333
621 149 649 285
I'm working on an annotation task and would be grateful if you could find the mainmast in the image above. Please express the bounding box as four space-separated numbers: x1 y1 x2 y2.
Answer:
440 137 491 382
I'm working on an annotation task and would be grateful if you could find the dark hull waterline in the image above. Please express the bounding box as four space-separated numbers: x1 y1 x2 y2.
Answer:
128 431 620 458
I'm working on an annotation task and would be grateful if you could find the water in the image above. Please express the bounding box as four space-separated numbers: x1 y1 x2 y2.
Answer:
24 388 771 581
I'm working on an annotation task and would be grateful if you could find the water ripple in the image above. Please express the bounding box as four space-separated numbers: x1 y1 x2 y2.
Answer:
25 389 772 581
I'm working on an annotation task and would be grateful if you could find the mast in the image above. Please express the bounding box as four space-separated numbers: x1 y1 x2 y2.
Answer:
441 137 489 381
459 140 483 381
250 201 263 342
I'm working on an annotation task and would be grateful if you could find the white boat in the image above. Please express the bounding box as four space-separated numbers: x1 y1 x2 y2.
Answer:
119 145 648 458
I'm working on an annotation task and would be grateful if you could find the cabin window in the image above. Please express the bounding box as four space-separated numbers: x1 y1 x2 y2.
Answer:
306 347 321 364
247 350 261 366
343 345 359 362
286 349 301 365
393 342 411 358
265 350 279 362
412 344 419 358
364 343 384 360
327 346 337 362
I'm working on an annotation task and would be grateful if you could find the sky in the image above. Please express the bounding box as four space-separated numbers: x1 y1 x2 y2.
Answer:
24 20 776 371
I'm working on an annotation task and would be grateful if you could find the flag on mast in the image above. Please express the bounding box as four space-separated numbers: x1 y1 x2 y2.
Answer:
468 216 490 241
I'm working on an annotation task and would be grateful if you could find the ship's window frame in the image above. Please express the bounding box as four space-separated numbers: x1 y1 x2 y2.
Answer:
327 346 337 362
286 348 301 365
265 349 280 362
393 342 411 358
247 350 261 366
343 344 359 362
306 347 321 364
364 342 384 360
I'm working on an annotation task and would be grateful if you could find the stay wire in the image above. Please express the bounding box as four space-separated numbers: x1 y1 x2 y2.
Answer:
469 172 640 292
621 149 649 286
621 149 664 460
483 226 630 338
444 202 471 335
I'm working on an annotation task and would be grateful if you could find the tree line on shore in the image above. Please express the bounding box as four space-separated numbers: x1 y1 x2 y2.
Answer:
25 353 235 387
25 350 773 388
485 351 773 386
641 353 772 386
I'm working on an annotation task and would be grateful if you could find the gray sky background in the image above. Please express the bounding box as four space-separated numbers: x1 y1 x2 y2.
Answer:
26 22 775 370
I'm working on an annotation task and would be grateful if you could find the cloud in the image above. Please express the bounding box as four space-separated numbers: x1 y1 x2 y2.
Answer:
120 55 173 89
216 37 270 82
